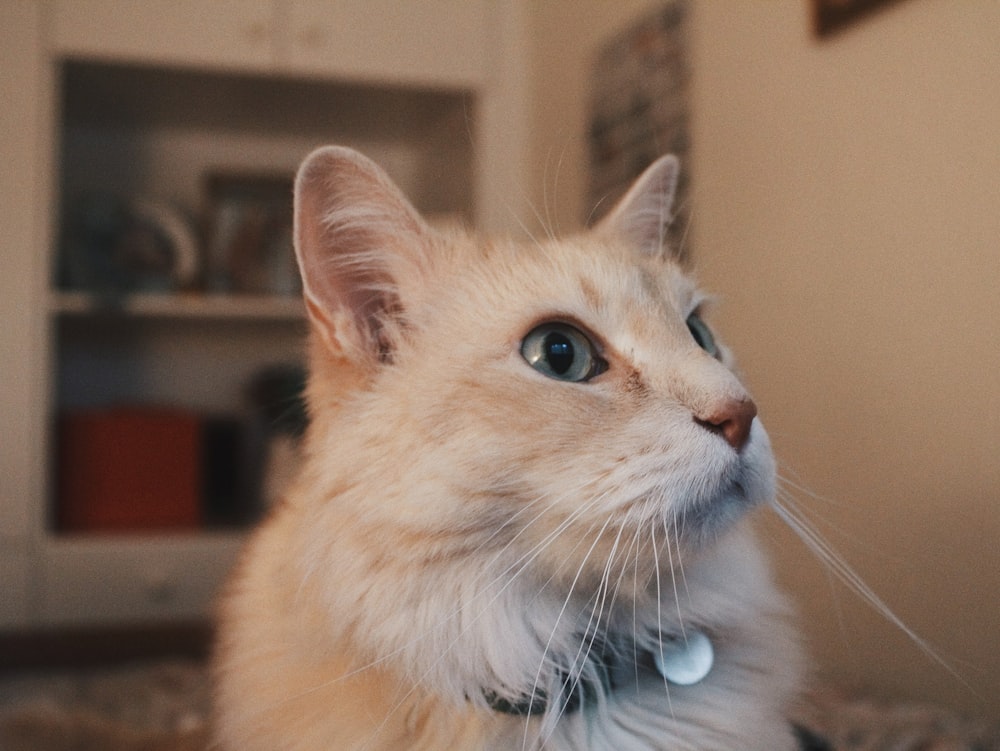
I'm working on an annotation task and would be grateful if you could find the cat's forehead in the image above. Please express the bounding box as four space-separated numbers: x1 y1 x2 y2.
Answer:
418 230 704 360
499 233 699 318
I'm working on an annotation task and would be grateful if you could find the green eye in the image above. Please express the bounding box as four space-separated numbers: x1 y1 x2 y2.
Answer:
521 323 607 382
686 313 719 358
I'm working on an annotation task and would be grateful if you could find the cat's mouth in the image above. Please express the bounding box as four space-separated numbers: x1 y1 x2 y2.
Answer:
644 442 775 546
671 477 754 544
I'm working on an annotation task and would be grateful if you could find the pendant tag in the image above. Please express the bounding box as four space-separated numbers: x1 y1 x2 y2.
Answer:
653 630 714 686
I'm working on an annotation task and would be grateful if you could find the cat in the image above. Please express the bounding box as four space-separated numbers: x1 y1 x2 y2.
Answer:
212 146 805 750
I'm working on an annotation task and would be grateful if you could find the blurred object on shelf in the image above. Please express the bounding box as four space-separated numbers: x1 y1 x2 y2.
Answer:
59 194 199 302
57 407 202 532
246 365 308 511
202 172 298 297
200 415 252 528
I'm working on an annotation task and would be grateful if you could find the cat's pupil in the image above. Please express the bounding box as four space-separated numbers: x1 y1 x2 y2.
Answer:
544 333 575 375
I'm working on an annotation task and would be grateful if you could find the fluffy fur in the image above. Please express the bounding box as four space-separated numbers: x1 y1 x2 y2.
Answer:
213 147 804 750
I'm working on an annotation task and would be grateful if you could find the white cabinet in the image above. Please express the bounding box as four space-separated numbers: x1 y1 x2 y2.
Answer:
1 1 51 629
49 0 490 87
1 0 527 632
49 0 274 72
0 2 48 541
283 0 489 86
38 535 245 626
0 545 30 630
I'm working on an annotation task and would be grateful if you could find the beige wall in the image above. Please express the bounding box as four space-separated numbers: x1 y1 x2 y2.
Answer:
528 0 664 237
529 0 1000 717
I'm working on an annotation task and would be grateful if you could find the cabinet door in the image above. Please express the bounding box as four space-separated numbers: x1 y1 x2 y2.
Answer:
1 1 47 541
0 544 30 629
49 0 274 72
285 0 488 88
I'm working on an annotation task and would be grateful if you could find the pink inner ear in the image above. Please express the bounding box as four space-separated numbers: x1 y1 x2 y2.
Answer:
292 146 429 360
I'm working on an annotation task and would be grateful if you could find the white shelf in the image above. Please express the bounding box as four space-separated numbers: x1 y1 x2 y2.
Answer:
39 531 247 626
44 529 248 554
51 290 305 321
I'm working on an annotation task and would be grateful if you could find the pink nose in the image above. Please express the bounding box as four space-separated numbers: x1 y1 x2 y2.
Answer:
694 396 757 451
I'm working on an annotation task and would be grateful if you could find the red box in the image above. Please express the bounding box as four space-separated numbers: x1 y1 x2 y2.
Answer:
57 407 202 532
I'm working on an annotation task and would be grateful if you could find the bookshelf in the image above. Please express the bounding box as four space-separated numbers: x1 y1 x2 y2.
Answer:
0 0 528 630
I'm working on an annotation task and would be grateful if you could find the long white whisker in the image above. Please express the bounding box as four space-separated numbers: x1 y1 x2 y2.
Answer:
531 494 636 738
672 510 691 603
660 507 687 641
771 495 973 693
549 139 571 240
523 523 598 748
629 517 645 693
570 507 637 688
674 196 695 259
529 516 615 743
649 522 675 719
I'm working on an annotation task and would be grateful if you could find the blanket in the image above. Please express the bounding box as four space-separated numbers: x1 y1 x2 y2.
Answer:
0 661 996 751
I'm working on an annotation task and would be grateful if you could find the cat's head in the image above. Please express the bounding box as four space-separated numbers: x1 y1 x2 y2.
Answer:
293 146 774 580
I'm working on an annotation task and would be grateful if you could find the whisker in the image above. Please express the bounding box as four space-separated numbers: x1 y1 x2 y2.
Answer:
776 462 846 507
672 510 691 603
771 494 974 694
674 195 695 261
510 208 546 250
629 518 645 693
649 522 675 719
548 139 571 240
527 502 619 747
660 507 687 641
573 507 636 673
776 480 906 566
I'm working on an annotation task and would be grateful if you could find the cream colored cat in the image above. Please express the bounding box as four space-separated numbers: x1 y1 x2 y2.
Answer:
213 146 805 750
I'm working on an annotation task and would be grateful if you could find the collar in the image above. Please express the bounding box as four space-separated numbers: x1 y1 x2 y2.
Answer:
483 629 715 717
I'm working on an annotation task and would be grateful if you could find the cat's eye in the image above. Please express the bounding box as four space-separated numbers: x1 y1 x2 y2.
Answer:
521 323 607 382
686 313 720 358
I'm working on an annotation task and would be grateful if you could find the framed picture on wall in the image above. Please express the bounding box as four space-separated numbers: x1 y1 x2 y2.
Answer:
587 0 691 256
812 0 903 37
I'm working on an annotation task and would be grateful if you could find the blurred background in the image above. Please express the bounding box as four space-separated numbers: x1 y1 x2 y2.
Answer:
1 0 997 725
539 0 1000 718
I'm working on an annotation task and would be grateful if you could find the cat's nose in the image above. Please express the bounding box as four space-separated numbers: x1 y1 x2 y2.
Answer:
694 396 757 451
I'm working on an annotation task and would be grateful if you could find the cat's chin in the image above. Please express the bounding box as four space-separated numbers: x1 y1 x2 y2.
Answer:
663 423 777 550
670 477 764 550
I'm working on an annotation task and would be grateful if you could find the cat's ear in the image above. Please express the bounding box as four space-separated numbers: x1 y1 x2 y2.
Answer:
595 154 680 257
294 146 430 364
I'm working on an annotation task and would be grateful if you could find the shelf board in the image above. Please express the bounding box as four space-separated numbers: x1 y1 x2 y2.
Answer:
37 529 248 627
43 529 249 554
52 291 305 321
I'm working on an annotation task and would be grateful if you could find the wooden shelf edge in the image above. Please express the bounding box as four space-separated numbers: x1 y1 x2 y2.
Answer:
41 529 249 553
50 291 305 321
0 621 214 670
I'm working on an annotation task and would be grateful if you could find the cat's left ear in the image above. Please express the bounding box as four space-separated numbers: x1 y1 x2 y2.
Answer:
294 146 431 366
595 155 680 258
